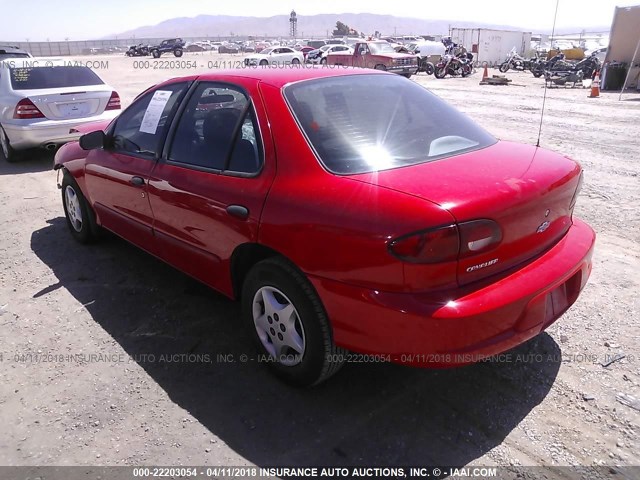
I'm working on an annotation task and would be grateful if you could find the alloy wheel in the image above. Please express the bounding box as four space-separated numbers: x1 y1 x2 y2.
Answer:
65 185 83 232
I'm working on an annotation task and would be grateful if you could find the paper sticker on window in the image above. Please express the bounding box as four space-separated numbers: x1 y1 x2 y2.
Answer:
139 90 172 134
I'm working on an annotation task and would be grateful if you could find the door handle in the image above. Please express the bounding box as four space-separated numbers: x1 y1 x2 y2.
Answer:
226 205 249 220
130 176 145 186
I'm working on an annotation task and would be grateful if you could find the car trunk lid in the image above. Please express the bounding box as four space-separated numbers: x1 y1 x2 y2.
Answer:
15 86 113 120
348 141 582 286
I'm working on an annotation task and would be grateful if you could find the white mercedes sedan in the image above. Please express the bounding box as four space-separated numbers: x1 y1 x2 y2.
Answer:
243 47 304 67
0 58 120 162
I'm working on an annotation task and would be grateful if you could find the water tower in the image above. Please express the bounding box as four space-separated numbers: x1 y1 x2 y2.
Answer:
289 10 298 38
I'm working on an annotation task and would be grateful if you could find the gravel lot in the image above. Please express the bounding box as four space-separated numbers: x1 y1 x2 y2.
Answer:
0 53 638 474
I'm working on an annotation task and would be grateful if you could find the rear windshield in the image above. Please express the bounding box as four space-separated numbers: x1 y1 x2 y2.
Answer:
369 42 396 54
9 66 104 90
283 74 496 174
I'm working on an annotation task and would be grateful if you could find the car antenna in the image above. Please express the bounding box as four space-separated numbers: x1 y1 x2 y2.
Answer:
536 0 561 148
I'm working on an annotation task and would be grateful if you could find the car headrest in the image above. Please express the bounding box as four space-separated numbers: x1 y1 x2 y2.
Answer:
202 108 242 146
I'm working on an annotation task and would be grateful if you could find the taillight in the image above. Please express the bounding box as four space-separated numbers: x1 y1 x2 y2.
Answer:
458 219 502 259
389 219 502 264
106 91 121 110
13 98 45 119
388 225 459 263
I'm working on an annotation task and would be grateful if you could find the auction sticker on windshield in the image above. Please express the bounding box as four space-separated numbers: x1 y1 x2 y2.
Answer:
140 90 172 134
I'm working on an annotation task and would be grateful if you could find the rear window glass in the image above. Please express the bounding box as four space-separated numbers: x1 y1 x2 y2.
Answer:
9 66 104 90
283 74 496 174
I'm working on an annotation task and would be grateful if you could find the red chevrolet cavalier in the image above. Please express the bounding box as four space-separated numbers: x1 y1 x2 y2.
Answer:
54 67 595 386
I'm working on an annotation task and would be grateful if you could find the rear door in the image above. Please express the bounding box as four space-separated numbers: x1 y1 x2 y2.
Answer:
147 79 276 295
84 82 189 254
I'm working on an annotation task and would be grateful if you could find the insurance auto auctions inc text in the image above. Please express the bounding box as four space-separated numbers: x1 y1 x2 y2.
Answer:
256 467 497 478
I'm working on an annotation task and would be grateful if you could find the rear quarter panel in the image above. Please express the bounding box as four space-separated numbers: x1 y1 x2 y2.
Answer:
257 82 457 292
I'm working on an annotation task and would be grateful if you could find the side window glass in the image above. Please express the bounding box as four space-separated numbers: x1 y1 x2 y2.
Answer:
168 83 262 174
111 83 186 157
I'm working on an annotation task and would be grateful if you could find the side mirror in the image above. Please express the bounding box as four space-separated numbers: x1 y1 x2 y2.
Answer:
79 130 106 150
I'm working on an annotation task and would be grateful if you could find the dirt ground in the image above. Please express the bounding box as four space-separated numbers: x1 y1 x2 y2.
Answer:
0 53 638 475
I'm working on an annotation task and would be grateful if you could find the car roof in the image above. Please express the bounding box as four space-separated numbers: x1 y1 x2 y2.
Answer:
0 46 31 55
194 66 385 88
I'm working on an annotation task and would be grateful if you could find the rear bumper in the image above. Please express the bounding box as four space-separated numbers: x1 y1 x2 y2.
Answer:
310 218 596 366
3 110 119 150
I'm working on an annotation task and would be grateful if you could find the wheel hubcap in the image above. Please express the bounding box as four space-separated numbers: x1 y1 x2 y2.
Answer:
252 286 306 366
64 185 83 232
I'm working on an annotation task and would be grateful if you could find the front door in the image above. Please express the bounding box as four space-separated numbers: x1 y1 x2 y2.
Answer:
85 83 188 254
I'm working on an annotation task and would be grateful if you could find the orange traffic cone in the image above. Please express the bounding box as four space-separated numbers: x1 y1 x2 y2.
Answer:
589 71 600 98
480 63 489 84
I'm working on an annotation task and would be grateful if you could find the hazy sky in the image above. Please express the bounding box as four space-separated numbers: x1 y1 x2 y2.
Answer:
0 0 635 41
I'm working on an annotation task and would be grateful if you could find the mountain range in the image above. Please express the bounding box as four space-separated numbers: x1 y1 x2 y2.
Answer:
109 13 609 39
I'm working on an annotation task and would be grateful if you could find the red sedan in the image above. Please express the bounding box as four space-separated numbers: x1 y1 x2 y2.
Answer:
54 67 595 386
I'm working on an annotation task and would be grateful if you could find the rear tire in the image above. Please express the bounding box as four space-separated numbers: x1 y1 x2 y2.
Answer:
242 257 346 387
0 125 17 163
61 170 99 244
151 49 160 58
259 60 268 66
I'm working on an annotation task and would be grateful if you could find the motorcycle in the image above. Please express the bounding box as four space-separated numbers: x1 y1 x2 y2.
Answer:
434 47 473 79
499 47 539 73
532 51 601 79
126 44 150 57
572 52 602 78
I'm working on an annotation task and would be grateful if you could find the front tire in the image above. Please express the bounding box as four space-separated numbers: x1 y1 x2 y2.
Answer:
291 58 300 65
499 62 510 73
61 171 98 244
173 48 183 57
434 66 447 79
242 257 345 387
421 60 435 75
